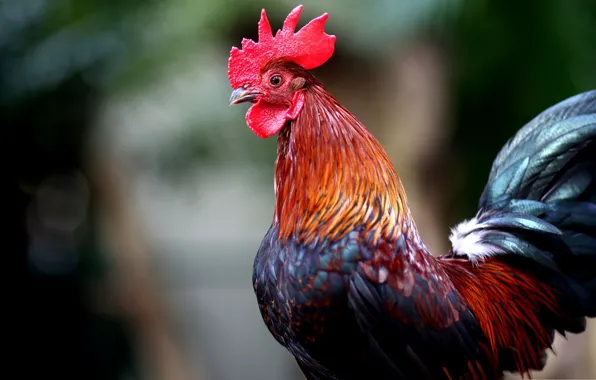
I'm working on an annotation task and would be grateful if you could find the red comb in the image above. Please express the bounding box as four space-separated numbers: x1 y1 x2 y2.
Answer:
228 5 336 89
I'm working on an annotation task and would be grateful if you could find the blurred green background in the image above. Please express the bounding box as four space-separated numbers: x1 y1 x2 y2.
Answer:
6 0 595 379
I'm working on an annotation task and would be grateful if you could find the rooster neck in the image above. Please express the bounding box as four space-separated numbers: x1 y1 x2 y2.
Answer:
273 84 417 246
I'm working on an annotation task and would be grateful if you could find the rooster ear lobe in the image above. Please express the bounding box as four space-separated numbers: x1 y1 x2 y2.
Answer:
290 77 306 90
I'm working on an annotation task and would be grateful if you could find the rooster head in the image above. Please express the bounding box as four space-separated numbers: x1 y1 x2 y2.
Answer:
227 5 335 138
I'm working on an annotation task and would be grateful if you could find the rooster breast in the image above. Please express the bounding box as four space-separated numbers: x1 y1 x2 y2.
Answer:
253 224 499 380
253 226 375 376
253 225 360 340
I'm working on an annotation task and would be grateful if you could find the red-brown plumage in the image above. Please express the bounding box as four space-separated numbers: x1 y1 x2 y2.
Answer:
441 258 559 376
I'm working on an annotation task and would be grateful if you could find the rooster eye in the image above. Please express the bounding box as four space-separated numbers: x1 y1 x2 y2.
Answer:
270 75 283 87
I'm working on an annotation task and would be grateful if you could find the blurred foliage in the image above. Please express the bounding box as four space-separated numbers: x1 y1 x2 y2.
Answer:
0 0 139 104
2 0 153 378
449 0 596 223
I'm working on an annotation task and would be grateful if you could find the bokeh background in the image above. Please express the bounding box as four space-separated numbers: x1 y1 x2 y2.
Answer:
7 0 596 379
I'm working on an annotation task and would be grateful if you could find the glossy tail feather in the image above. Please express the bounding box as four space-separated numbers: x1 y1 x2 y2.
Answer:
449 90 596 319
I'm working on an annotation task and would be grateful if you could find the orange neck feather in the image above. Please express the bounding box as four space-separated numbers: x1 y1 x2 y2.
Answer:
274 82 413 245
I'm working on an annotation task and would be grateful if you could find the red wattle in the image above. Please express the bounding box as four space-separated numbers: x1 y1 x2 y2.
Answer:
246 92 305 138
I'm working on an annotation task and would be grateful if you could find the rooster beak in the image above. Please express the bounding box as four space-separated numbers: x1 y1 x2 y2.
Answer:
229 87 261 105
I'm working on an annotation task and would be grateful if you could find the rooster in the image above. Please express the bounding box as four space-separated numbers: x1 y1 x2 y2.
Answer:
228 5 596 380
